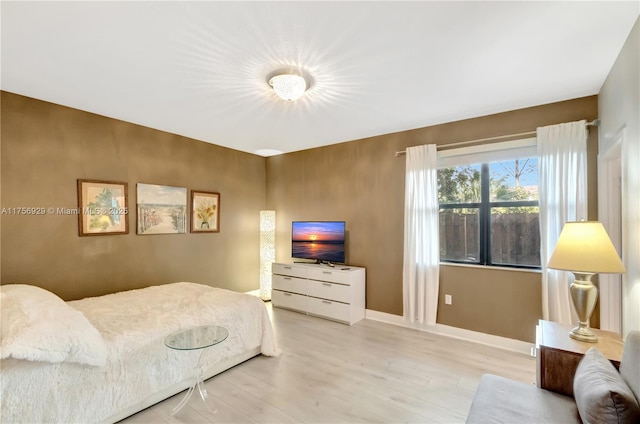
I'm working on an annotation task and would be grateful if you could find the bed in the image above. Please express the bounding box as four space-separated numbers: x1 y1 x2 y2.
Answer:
0 282 280 423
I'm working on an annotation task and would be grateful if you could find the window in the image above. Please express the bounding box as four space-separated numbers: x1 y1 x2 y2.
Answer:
438 157 540 268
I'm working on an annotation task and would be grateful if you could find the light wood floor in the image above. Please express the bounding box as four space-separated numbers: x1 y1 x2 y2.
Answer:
120 304 536 423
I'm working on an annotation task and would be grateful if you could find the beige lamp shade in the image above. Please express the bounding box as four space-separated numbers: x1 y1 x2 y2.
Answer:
547 221 626 274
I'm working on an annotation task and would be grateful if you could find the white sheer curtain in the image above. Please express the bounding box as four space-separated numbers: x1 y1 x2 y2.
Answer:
537 120 588 324
403 144 440 325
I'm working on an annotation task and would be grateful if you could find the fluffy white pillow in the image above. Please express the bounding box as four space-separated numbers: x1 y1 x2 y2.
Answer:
0 284 107 367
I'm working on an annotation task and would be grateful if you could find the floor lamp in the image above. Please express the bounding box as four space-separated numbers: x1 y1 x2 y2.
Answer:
547 221 626 342
260 210 276 301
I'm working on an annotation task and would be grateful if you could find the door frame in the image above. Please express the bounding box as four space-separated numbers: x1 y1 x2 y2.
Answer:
598 127 624 334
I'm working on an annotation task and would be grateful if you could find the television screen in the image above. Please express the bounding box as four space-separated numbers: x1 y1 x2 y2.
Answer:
292 221 346 264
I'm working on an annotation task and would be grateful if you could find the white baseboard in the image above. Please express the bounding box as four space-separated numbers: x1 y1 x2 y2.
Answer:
365 309 534 356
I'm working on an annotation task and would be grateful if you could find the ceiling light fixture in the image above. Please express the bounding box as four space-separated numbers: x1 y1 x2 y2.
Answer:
268 72 308 101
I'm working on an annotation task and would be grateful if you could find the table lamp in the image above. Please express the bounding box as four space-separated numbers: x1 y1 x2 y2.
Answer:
547 221 626 342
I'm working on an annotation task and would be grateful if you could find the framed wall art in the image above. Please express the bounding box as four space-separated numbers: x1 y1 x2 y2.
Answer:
77 179 129 236
136 183 187 234
191 190 220 233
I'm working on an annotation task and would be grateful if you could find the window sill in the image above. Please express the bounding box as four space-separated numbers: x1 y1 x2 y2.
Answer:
439 262 542 274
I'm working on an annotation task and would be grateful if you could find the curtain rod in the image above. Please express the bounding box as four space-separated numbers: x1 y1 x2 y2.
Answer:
394 119 600 157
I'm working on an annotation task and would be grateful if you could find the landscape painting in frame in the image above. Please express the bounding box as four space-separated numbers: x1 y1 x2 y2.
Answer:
77 179 129 236
191 190 220 233
136 183 187 234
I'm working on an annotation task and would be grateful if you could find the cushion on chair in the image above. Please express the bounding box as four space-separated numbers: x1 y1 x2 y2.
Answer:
620 331 640 402
573 346 640 424
466 374 580 424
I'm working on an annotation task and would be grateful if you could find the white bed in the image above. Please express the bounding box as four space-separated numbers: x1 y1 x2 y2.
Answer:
0 282 280 423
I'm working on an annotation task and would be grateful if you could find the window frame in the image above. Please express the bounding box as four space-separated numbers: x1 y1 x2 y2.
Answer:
437 139 540 269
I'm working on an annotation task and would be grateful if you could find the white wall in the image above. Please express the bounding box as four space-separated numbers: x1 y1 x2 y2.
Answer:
599 17 640 335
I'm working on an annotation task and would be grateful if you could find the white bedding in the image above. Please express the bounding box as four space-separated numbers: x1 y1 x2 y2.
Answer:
0 282 279 423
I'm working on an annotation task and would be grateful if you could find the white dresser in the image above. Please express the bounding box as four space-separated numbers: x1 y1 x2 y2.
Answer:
271 262 366 325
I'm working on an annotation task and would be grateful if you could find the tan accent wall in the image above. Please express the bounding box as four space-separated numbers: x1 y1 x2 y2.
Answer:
438 266 542 342
266 96 599 342
1 92 266 300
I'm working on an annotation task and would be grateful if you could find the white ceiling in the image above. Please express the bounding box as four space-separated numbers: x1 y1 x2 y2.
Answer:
2 1 638 156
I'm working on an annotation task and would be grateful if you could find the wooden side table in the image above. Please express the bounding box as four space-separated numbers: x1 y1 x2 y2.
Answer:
536 319 623 397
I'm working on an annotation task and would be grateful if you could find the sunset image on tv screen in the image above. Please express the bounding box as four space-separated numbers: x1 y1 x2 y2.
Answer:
292 221 345 263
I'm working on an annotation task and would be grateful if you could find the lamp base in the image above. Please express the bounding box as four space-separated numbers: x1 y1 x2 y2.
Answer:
569 325 598 343
568 272 599 343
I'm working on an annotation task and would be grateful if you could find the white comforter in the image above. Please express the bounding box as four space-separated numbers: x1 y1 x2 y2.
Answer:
1 282 279 423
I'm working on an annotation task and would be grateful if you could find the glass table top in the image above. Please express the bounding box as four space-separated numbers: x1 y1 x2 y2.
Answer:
164 325 229 351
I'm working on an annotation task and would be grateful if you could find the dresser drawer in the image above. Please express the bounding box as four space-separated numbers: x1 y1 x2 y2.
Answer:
307 268 351 285
307 280 350 303
273 263 308 279
273 274 308 295
272 290 307 312
271 262 365 326
307 296 350 323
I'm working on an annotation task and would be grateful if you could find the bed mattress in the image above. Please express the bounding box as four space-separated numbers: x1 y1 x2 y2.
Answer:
0 282 279 423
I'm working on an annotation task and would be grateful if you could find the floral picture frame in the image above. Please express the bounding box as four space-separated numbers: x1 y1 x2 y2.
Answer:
77 179 129 236
191 190 220 233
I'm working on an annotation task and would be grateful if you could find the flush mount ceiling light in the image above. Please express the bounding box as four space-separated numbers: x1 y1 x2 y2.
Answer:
268 71 308 101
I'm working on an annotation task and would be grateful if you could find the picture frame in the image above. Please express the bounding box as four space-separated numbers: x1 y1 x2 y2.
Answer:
136 183 188 235
191 190 220 233
77 179 129 236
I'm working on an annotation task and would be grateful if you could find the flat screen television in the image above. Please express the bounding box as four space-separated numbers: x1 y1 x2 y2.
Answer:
291 221 346 264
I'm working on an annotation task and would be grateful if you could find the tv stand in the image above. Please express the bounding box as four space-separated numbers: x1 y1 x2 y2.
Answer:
271 262 366 325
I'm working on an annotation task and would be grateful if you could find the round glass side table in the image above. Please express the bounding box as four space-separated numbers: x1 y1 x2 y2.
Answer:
164 325 229 416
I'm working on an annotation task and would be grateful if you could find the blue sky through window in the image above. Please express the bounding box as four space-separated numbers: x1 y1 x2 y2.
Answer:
489 158 538 187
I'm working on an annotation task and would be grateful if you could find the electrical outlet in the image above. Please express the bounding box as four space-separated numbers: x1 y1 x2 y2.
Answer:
445 294 452 305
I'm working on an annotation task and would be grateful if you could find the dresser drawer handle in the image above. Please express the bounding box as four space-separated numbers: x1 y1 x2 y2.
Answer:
284 277 292 280
284 266 292 269
284 293 292 296
322 283 332 287
323 271 332 275
323 300 332 304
